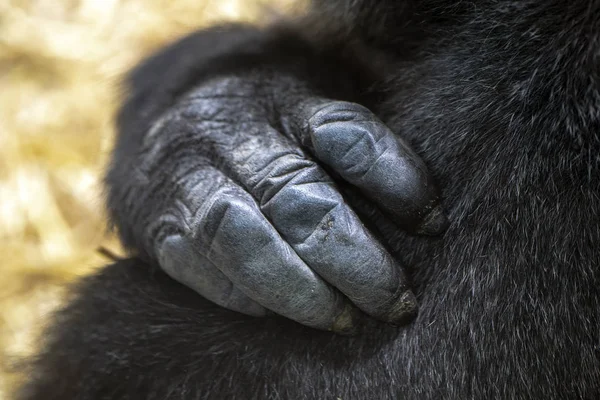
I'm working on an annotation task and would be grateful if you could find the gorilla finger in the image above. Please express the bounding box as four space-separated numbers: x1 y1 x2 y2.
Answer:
183 172 358 333
303 101 448 235
246 153 417 323
158 234 268 317
220 127 416 323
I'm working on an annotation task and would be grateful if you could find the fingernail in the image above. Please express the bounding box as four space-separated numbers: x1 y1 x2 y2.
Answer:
385 289 418 324
331 304 360 336
416 205 449 236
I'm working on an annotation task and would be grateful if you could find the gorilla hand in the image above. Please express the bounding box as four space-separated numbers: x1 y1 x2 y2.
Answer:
109 72 447 334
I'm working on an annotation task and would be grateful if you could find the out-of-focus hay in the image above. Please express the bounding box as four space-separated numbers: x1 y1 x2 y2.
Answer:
0 0 303 396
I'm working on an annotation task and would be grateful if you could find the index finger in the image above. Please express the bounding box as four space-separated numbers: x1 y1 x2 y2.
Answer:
301 101 448 235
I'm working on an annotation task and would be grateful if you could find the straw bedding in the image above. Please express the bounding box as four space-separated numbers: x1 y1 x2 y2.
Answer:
0 0 300 395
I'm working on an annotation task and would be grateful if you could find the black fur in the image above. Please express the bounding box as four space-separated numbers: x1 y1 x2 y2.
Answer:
19 0 600 398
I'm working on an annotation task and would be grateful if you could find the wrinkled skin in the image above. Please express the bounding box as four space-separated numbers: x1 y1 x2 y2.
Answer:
18 1 600 399
106 28 447 332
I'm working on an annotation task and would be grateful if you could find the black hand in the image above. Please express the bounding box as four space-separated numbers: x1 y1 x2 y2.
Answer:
108 27 447 333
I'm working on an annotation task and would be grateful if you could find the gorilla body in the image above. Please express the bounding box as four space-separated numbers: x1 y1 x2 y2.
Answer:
19 0 600 399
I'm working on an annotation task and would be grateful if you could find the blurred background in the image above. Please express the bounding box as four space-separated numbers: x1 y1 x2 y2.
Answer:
0 0 303 396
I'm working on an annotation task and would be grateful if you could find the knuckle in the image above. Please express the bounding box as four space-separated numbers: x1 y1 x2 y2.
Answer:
262 183 343 246
196 186 259 244
247 154 354 246
308 101 374 127
252 152 327 207
312 124 380 175
306 103 387 171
